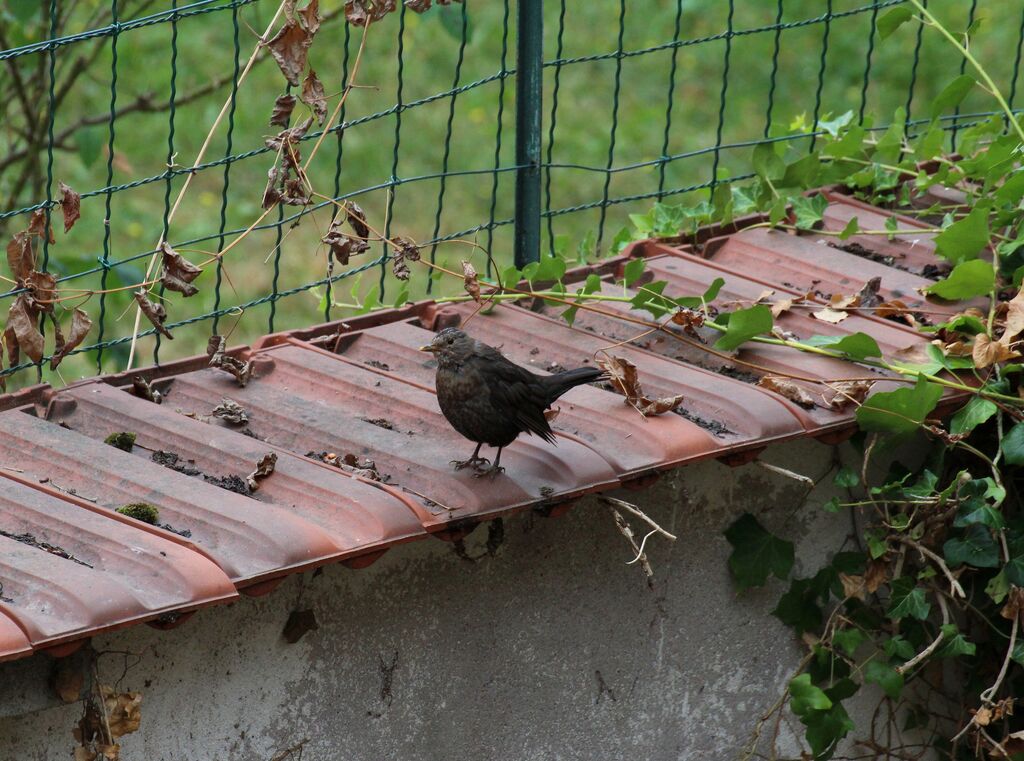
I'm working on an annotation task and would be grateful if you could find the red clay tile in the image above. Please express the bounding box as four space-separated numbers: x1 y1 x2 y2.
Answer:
701 226 983 319
154 342 620 529
0 609 31 662
49 382 429 561
0 475 236 649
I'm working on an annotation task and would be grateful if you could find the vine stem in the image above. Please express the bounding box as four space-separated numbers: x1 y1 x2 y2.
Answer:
906 0 1024 143
125 0 288 370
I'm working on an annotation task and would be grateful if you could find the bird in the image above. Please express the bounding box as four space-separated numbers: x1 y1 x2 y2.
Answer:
419 327 605 477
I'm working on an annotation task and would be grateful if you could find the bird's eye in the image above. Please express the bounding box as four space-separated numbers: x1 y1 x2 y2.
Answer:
446 336 454 344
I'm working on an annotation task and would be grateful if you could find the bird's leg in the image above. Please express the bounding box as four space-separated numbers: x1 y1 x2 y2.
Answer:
474 447 506 478
450 442 490 471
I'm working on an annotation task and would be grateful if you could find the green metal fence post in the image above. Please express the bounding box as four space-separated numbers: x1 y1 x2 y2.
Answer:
514 0 543 268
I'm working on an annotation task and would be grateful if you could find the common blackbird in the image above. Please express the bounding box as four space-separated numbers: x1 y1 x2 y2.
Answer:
419 327 605 477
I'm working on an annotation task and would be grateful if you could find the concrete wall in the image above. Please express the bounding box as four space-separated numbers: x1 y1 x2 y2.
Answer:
0 439 881 760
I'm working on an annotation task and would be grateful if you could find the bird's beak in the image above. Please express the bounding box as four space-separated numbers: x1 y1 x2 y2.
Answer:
418 344 438 353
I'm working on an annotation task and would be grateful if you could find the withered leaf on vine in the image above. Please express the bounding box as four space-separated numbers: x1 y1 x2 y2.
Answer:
26 208 51 242
266 0 320 86
246 452 278 491
7 294 44 365
59 182 81 233
345 202 370 240
50 308 92 370
404 0 463 10
6 232 33 281
345 0 396 26
133 290 174 339
269 94 297 127
301 68 327 125
160 242 201 297
24 270 56 313
461 260 481 303
757 375 816 409
322 218 370 265
207 334 253 387
390 236 419 281
595 354 684 417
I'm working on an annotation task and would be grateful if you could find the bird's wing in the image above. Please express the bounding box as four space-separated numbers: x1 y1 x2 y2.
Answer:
472 350 556 444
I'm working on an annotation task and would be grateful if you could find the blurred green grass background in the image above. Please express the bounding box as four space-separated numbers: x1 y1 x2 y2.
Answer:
1 0 1021 388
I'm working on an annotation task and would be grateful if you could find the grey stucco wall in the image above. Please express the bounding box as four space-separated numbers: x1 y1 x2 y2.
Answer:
0 439 885 760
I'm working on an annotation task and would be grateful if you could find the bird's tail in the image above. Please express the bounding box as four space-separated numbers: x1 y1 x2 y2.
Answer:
544 366 606 405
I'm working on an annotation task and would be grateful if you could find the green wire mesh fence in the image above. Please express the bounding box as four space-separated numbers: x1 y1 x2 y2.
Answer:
0 0 1022 388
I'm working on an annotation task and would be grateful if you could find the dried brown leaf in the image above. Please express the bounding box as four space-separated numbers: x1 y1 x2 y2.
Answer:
637 394 684 416
829 292 861 310
160 242 201 297
322 217 369 266
27 208 52 242
757 375 817 408
770 298 795 318
1001 586 1024 621
754 289 775 304
7 231 33 281
50 308 92 370
24 269 56 313
839 572 867 602
59 181 81 233
101 685 142 738
269 93 297 127
345 0 396 26
404 0 431 9
827 380 874 410
207 334 253 386
1003 289 1024 345
246 452 277 491
301 68 327 125
212 398 248 425
7 294 43 364
813 306 850 324
131 376 163 403
864 558 888 593
3 326 19 369
975 706 993 727
670 307 705 335
462 260 481 303
854 276 882 308
54 660 84 703
595 354 682 416
266 13 315 86
133 290 173 339
345 202 370 240
390 235 419 281
875 299 909 318
544 406 560 423
974 333 1020 369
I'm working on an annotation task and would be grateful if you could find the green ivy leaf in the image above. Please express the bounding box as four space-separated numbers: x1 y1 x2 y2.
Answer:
623 257 645 286
610 226 634 255
832 628 866 657
946 395 995 438
838 216 860 240
804 702 855 760
833 467 859 489
877 6 914 39
923 259 995 300
855 377 943 439
774 577 825 633
789 674 832 716
792 194 829 230
713 304 773 351
702 277 725 304
934 205 990 263
943 524 1000 569
937 623 977 658
724 513 794 591
884 636 916 662
817 111 854 137
753 142 785 182
803 333 882 360
930 75 976 120
888 577 931 621
863 660 904 700
630 280 675 318
1005 557 1024 587
1001 421 1024 465
823 496 843 513
986 569 1010 604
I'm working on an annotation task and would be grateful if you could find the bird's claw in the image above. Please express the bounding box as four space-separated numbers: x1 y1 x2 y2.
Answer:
451 456 490 471
473 464 505 479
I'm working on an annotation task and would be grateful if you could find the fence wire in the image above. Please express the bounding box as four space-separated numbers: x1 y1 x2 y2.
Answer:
0 0 1020 386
